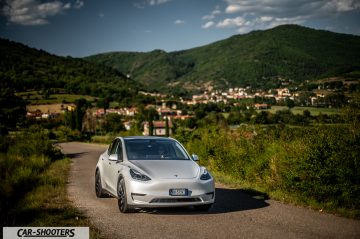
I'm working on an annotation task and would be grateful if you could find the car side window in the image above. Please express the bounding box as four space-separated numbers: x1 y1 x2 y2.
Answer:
108 139 119 155
173 142 189 159
115 140 123 161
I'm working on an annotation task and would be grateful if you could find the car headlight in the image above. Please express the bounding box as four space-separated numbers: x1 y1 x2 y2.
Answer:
130 169 151 181
200 169 211 180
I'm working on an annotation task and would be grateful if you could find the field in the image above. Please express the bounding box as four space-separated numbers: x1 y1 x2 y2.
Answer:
27 104 73 113
16 91 97 104
258 106 341 116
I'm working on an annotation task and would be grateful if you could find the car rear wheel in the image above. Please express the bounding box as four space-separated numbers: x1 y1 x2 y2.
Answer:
117 178 132 213
95 170 105 198
194 203 213 212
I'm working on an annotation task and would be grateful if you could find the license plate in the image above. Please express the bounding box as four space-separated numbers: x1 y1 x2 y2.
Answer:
169 188 188 196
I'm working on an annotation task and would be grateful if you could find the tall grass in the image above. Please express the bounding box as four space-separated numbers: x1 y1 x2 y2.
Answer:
0 126 103 238
0 125 62 225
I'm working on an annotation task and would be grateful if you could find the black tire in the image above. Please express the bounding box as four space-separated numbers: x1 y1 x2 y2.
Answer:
95 170 105 198
117 178 132 213
193 203 213 212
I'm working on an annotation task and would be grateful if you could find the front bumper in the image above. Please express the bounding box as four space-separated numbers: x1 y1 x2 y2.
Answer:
126 177 215 208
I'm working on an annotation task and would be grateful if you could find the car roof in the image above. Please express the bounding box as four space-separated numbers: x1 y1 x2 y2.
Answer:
122 136 173 141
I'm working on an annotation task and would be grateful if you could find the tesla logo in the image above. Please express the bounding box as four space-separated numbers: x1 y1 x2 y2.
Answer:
174 174 178 177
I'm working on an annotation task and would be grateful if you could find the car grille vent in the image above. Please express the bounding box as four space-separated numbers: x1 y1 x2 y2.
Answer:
150 198 201 203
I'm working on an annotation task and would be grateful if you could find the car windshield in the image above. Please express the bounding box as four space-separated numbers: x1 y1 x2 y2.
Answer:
124 138 190 160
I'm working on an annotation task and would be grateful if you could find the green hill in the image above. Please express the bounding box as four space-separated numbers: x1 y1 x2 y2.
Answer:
85 25 360 93
0 38 140 100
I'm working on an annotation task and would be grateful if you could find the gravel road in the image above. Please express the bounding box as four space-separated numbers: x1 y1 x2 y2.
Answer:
59 142 360 239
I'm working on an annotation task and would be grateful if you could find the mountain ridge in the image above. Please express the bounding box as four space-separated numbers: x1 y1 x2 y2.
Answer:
84 24 360 94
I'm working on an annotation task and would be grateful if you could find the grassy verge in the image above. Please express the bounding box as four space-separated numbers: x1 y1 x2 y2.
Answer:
210 166 360 219
3 157 103 239
179 124 359 219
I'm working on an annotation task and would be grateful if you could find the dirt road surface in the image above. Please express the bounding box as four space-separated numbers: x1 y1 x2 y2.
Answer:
59 142 360 239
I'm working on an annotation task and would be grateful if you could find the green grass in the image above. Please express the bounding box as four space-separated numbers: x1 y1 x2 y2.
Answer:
258 106 342 115
211 170 360 219
4 158 103 239
16 91 97 104
91 135 114 144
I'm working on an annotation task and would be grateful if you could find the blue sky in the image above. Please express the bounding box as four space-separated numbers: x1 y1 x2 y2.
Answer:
1 0 359 57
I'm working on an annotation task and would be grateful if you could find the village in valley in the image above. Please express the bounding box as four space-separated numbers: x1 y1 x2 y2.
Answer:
25 76 356 136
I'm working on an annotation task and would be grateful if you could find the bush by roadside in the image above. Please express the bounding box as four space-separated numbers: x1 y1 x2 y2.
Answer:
176 124 360 218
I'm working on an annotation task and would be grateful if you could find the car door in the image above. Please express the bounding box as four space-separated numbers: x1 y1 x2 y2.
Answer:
102 139 118 192
103 138 124 195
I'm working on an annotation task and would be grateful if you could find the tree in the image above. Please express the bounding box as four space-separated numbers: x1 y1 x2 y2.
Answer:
75 98 88 132
149 120 154 136
65 98 88 131
103 113 125 133
96 97 110 114
0 87 26 134
285 97 295 109
165 116 170 137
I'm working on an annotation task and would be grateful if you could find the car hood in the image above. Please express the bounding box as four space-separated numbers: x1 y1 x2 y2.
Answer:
130 160 199 179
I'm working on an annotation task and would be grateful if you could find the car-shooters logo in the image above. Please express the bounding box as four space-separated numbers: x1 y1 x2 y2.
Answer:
3 227 89 239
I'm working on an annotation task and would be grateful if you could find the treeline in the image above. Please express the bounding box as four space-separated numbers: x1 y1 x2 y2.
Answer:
175 103 346 130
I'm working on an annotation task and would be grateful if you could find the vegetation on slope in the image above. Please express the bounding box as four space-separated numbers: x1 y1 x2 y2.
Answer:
85 25 360 93
0 38 140 101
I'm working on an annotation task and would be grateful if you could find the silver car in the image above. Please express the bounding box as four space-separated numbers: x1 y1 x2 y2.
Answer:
95 136 215 213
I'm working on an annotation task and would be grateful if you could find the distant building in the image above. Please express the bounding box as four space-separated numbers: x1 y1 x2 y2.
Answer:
143 120 173 136
254 104 270 110
277 88 291 97
27 110 42 119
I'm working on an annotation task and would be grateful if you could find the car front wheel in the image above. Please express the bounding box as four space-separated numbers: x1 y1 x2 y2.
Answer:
95 170 105 198
117 178 132 213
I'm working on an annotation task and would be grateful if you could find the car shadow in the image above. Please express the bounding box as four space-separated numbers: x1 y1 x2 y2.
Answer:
142 187 269 215
64 152 89 158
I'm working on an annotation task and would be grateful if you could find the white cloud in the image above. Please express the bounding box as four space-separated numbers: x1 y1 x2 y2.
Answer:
217 16 247 28
174 19 185 25
203 0 360 33
260 16 273 22
223 0 360 15
134 0 172 8
202 6 221 21
225 4 242 14
2 0 84 26
202 21 215 29
64 3 71 9
37 2 64 16
148 0 171 6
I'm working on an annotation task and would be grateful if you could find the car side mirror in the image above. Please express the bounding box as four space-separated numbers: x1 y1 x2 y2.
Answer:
109 154 122 162
192 154 199 161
